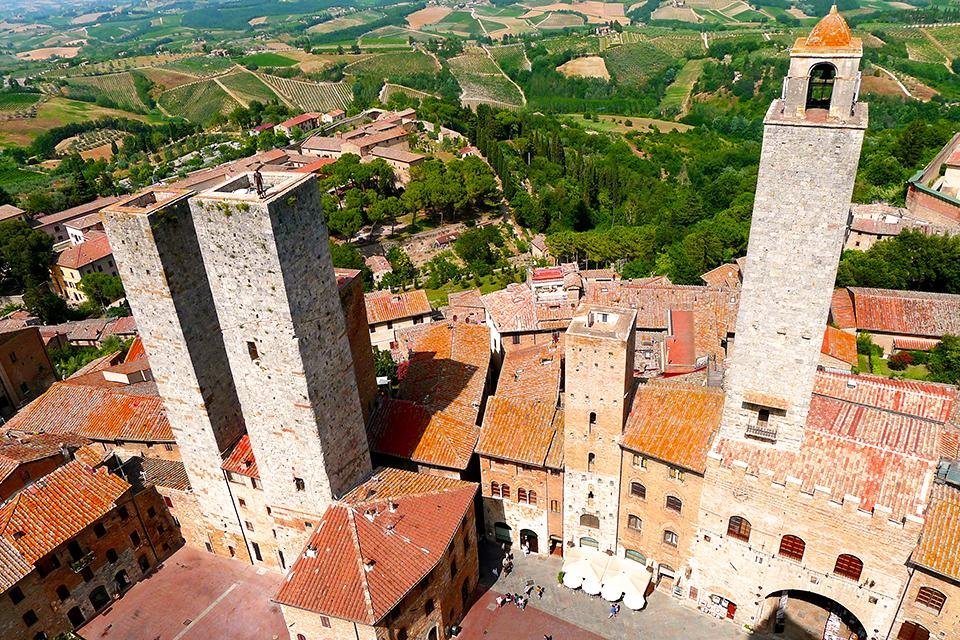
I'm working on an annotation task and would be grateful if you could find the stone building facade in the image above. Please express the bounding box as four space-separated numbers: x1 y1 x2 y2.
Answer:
562 306 636 553
102 189 249 559
0 327 56 420
719 10 867 452
189 172 371 560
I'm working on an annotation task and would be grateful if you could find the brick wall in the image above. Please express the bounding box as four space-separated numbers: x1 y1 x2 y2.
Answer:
0 327 56 414
338 273 378 423
0 488 181 639
690 458 921 635
905 185 960 227
479 455 555 554
617 451 705 580
891 568 960 640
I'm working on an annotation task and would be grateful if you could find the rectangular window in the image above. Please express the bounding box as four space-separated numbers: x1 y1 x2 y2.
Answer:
669 468 684 482
247 341 259 361
238 498 246 508
9 352 16 363
511 334 521 345
294 477 305 491
251 477 261 490
550 500 560 513
321 616 331 628
245 521 254 532
9 586 24 604
163 496 174 508
632 454 646 469
22 610 38 627
251 542 262 562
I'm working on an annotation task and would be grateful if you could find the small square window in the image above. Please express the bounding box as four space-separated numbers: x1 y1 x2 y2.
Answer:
294 477 305 491
81 566 94 582
93 523 107 538
118 506 129 521
247 341 259 361
22 610 38 627
238 498 246 508
245 521 254 532
9 586 25 604
147 507 156 519
320 616 331 628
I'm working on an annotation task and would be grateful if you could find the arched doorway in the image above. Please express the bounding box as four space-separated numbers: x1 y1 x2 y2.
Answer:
520 529 538 554
89 585 111 611
806 62 837 110
759 590 866 640
67 606 85 628
493 522 511 544
897 621 929 640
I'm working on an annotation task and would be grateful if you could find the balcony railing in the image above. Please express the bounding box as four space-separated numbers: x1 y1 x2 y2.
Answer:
69 551 94 573
745 424 778 443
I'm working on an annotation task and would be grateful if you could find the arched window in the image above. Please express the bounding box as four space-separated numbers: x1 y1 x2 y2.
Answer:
665 496 682 513
625 549 646 564
501 484 511 499
589 411 597 425
528 490 537 506
627 514 641 530
491 481 500 497
630 482 646 499
587 453 595 472
517 488 527 503
833 554 863 581
727 516 751 542
778 535 805 562
580 513 600 528
663 530 678 547
806 62 837 110
55 585 69 601
580 536 599 549
915 586 946 614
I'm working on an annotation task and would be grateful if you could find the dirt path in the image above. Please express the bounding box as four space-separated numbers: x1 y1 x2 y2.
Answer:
472 8 490 37
874 65 913 99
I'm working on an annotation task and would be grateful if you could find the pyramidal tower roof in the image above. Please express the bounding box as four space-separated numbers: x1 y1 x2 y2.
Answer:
793 5 861 55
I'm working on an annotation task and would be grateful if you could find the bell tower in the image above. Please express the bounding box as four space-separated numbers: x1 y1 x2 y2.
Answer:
720 7 867 451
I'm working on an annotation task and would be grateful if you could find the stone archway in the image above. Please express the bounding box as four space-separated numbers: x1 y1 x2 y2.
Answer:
757 590 867 640
520 529 538 554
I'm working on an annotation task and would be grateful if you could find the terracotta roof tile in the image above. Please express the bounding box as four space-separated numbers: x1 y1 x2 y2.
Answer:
0 433 85 483
913 482 960 580
804 6 853 48
477 397 561 466
700 262 741 289
0 536 31 591
33 196 120 228
847 288 960 337
275 467 476 624
830 288 856 329
0 461 129 565
495 344 561 404
140 457 191 492
820 326 858 366
371 322 490 471
56 233 113 270
893 337 940 351
622 384 723 473
365 289 432 325
222 434 259 479
3 368 173 443
714 371 952 520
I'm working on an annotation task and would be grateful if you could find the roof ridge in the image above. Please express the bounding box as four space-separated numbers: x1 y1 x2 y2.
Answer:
345 506 377 624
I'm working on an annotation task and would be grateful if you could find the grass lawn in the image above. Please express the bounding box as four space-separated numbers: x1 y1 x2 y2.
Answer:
425 272 520 307
563 114 693 134
239 52 298 67
0 97 163 147
857 354 930 380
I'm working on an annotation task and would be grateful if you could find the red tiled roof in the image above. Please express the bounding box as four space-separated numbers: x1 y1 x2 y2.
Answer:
893 337 940 351
3 366 173 443
0 460 129 565
364 255 391 273
496 344 561 404
222 434 259 479
913 482 960 580
622 384 723 473
532 267 564 282
446 289 485 324
0 536 32 591
371 322 490 471
665 309 696 370
477 397 561 466
364 289 432 325
804 6 853 48
714 371 952 519
847 288 960 337
275 467 476 624
33 196 120 227
56 233 112 270
830 288 856 329
820 326 857 366
0 204 24 221
279 112 320 128
124 336 147 363
700 262 741 289
140 457 190 492
0 433 86 484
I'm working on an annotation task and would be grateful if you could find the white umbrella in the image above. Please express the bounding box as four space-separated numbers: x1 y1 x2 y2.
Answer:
600 572 630 602
582 578 602 595
562 570 584 589
623 590 646 610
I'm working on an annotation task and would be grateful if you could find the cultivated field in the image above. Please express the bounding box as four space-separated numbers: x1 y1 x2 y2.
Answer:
139 67 197 91
158 80 240 124
217 71 281 105
0 97 159 147
406 6 453 29
344 51 439 77
258 75 353 112
308 10 384 34
65 72 148 112
421 11 484 37
161 56 236 78
17 47 81 60
660 57 706 115
0 93 41 113
535 1 628 24
557 55 610 80
602 41 679 86
488 44 531 73
448 48 525 107
536 12 586 28
240 52 297 67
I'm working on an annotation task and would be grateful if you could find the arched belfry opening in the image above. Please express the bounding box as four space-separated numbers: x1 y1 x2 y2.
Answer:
806 62 837 110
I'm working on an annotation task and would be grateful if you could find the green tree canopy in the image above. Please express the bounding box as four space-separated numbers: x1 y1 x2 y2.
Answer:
0 220 53 293
79 273 125 308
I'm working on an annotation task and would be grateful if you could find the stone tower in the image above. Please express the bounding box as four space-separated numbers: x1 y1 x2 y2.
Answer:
563 306 637 553
721 7 867 451
188 171 372 554
102 189 249 558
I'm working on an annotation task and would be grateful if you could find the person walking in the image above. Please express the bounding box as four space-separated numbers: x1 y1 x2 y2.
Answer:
608 604 618 619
